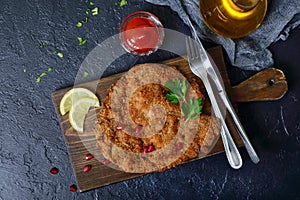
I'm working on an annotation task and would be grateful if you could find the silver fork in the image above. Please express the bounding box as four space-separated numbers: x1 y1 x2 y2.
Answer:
186 36 243 169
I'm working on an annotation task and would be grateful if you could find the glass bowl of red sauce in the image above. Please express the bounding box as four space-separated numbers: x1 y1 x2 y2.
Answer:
119 11 164 56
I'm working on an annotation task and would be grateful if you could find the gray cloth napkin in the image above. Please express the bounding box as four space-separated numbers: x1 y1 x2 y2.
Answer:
145 0 300 70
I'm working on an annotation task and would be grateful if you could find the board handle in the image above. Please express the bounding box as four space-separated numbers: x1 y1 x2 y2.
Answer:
231 68 288 102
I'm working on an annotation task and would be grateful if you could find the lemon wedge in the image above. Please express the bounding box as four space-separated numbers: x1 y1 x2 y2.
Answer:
59 88 98 116
69 97 100 132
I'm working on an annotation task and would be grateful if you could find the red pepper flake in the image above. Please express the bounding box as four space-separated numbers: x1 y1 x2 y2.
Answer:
83 164 92 172
69 185 77 192
50 167 59 174
176 142 183 150
85 153 94 161
104 159 110 165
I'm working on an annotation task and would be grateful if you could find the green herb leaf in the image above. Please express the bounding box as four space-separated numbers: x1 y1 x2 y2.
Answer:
77 37 87 46
84 17 89 23
48 67 53 72
39 42 46 48
91 7 98 15
90 1 94 5
165 79 203 122
76 22 83 27
57 52 64 58
181 79 187 97
166 93 179 104
53 50 63 57
181 98 203 121
165 79 187 103
84 71 89 77
36 72 47 83
36 77 41 83
120 0 127 7
40 72 47 77
23 68 27 73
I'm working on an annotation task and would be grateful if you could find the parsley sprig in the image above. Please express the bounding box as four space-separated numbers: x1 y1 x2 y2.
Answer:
165 79 203 121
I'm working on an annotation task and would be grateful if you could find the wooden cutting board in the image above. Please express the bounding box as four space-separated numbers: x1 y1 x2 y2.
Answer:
51 46 287 192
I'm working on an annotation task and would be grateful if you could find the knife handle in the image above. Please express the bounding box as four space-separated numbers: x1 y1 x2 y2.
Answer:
220 92 260 164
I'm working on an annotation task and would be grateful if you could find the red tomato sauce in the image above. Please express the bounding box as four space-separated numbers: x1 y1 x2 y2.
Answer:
122 17 161 54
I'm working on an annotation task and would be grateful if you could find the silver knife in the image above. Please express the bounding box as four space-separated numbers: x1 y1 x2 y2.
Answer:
187 18 260 164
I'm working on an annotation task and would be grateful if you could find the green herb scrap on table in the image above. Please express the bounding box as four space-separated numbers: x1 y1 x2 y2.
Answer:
30 0 128 83
120 0 127 7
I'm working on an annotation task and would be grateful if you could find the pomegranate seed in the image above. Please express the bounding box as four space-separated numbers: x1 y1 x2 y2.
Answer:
83 165 92 172
135 125 142 133
176 142 183 150
143 147 148 154
143 145 155 154
69 185 77 192
116 125 123 130
50 167 59 174
181 116 186 121
85 153 94 160
104 159 110 165
147 145 155 152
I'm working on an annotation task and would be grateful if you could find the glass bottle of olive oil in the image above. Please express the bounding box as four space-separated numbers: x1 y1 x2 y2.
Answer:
200 0 267 38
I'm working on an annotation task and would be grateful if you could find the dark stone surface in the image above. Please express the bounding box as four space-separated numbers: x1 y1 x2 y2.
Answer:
0 0 299 199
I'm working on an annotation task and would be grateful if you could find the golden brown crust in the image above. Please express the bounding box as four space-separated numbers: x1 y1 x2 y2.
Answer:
94 63 220 173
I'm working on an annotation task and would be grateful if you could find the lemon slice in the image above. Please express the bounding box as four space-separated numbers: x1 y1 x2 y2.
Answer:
60 88 98 116
69 97 100 132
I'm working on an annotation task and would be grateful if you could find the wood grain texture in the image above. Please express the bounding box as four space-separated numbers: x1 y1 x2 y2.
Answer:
51 46 249 192
231 68 288 102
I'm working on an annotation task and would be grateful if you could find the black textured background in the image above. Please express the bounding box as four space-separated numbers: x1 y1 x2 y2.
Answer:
0 0 299 199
